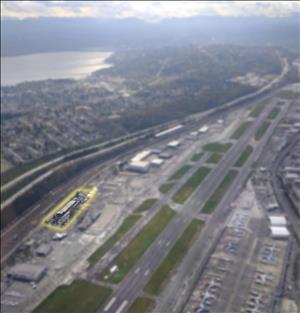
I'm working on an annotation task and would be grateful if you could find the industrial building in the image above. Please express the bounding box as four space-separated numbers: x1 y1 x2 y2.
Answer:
269 216 287 227
167 140 180 149
7 264 47 283
127 160 150 173
270 226 290 239
151 158 164 167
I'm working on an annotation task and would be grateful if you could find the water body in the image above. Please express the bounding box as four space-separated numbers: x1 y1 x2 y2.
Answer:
1 51 113 86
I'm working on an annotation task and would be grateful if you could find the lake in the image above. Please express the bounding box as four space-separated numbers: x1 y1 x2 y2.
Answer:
1 51 113 86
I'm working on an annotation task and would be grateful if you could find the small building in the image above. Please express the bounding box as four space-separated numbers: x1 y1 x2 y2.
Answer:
159 152 172 159
270 226 290 239
127 161 150 173
151 148 161 155
269 216 287 227
52 232 67 241
199 125 209 133
8 264 47 282
189 131 198 136
167 140 180 149
36 244 52 257
131 150 152 163
151 158 164 167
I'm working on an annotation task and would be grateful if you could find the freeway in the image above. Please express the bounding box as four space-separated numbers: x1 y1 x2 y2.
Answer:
97 83 289 313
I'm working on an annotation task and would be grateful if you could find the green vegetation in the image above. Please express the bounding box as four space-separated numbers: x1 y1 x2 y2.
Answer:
88 214 141 267
267 107 280 120
144 219 204 295
135 198 158 212
169 165 192 181
191 152 204 162
206 153 223 164
202 170 238 214
234 145 253 167
231 121 252 139
255 121 270 141
277 90 298 100
159 182 176 194
202 142 232 153
32 280 112 313
0 155 12 173
126 297 155 313
249 101 268 118
100 206 175 284
173 167 211 204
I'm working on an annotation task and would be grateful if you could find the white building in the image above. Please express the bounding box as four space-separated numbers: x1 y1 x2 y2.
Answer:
270 226 290 239
151 158 164 167
269 216 287 227
127 161 150 173
199 125 209 133
167 140 180 149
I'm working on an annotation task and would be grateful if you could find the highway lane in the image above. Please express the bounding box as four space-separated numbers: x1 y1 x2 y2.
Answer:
97 91 289 313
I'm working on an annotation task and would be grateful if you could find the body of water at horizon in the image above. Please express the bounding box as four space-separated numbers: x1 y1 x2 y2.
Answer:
1 51 113 86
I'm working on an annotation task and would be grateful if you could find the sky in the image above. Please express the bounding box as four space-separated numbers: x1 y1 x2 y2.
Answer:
1 1 300 21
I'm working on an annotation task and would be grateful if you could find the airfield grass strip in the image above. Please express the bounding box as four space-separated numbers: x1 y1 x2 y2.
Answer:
135 198 158 212
88 214 141 267
159 182 176 194
32 279 112 313
202 142 232 153
168 165 192 181
126 297 155 313
234 145 253 167
99 206 176 284
191 152 204 162
249 101 268 118
202 170 238 214
206 153 223 164
144 219 204 295
255 121 270 141
173 167 211 204
267 107 280 120
231 121 252 139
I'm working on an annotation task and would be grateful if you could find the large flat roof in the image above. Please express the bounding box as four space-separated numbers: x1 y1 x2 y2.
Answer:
269 216 287 226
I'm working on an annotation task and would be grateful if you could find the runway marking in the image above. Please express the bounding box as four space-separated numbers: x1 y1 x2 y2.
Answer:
134 267 140 274
144 269 150 276
104 297 116 311
115 300 128 313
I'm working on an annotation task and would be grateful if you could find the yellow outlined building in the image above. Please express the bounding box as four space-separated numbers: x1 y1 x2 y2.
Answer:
41 187 97 232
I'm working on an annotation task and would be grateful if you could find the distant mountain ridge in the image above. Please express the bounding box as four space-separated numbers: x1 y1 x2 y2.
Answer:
1 14 299 56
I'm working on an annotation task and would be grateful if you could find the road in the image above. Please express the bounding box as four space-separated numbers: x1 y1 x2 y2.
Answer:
98 84 289 313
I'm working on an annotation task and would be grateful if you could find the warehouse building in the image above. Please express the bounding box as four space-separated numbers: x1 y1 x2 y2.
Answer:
269 215 287 227
36 244 52 257
127 160 150 173
8 264 47 282
167 140 180 149
151 158 164 167
270 226 290 239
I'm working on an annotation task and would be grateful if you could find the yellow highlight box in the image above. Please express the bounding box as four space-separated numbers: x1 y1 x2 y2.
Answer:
41 187 97 232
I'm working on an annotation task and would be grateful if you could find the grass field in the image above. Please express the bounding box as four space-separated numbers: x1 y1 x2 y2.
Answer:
191 152 204 162
168 165 192 181
173 167 211 204
234 145 253 167
202 170 238 214
231 121 252 139
202 142 232 153
255 121 270 141
267 107 280 120
32 280 112 313
135 198 158 212
99 206 176 284
206 153 223 164
144 219 204 295
159 182 176 194
249 101 268 118
88 214 141 267
126 297 155 313
0 154 13 173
